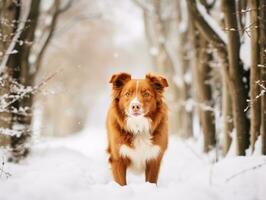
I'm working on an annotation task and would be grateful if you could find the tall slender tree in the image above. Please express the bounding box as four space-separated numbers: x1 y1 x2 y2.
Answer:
175 0 193 138
259 0 266 154
0 0 20 146
6 0 41 161
0 0 70 161
222 0 250 155
249 0 261 151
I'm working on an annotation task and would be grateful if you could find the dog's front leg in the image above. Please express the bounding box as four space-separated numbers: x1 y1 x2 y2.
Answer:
111 158 127 186
145 154 163 184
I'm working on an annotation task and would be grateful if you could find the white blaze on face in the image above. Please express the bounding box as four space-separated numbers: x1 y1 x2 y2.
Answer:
129 97 143 115
127 80 150 134
136 80 139 93
122 80 159 174
131 97 140 105
128 80 143 116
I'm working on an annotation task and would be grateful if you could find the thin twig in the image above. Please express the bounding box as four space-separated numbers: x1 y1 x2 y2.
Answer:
1 69 62 110
0 1 32 73
225 161 266 182
132 0 154 13
245 80 266 112
58 0 73 14
0 156 11 179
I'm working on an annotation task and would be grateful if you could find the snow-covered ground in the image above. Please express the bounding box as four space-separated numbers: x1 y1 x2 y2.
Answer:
1 127 266 200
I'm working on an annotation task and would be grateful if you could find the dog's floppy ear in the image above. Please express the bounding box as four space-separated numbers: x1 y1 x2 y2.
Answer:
109 72 131 89
146 73 168 92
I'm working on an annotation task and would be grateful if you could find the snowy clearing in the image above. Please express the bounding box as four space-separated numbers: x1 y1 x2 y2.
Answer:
1 127 266 200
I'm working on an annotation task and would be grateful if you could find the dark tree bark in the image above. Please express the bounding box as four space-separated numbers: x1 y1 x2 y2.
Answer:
249 0 261 152
236 0 247 37
197 38 216 152
3 0 69 161
187 4 216 152
222 69 233 154
259 0 266 154
187 0 227 58
188 0 234 154
187 0 250 155
220 15 233 155
222 0 250 155
0 0 70 160
0 0 21 146
6 0 41 161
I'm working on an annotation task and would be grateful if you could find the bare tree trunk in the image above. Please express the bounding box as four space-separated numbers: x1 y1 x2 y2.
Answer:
0 0 20 146
222 65 233 154
143 9 158 71
187 5 216 151
187 0 228 152
30 0 61 74
259 0 266 154
1 0 69 159
187 0 227 57
249 0 261 152
187 0 249 154
136 0 186 135
219 14 233 155
7 0 41 161
146 0 180 134
236 0 247 37
222 0 250 155
176 0 193 138
196 37 216 152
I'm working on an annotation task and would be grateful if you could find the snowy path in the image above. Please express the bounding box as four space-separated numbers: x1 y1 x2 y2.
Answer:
1 127 266 200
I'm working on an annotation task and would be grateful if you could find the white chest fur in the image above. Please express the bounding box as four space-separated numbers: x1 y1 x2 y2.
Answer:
126 115 151 135
120 115 160 173
120 133 160 174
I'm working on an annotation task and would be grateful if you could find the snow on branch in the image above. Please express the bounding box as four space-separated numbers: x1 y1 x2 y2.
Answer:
197 2 227 44
244 80 266 112
0 70 60 138
0 1 32 73
0 128 23 137
187 0 227 57
0 70 60 113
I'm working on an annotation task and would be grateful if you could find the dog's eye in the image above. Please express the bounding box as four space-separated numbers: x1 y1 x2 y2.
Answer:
143 92 150 97
125 92 130 97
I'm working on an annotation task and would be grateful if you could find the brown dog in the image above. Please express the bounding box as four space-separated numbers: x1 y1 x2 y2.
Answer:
106 73 168 186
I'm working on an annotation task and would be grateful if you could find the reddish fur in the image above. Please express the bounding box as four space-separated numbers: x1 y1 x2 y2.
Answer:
106 73 168 186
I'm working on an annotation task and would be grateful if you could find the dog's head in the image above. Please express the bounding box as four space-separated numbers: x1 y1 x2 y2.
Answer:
109 72 168 133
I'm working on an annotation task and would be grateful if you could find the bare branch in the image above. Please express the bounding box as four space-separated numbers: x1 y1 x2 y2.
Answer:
1 69 61 111
226 161 266 182
30 0 61 75
132 0 154 13
199 0 216 11
58 0 73 14
187 0 227 58
0 1 32 73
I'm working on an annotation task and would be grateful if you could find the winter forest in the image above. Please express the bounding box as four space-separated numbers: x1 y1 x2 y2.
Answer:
0 0 266 199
